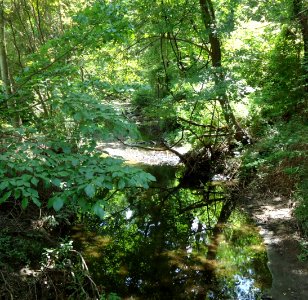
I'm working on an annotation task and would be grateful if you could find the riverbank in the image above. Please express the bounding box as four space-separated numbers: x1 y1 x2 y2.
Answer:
241 187 308 300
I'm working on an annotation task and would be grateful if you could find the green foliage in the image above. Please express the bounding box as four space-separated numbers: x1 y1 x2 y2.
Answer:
0 0 157 217
131 86 155 108
255 27 306 120
0 230 45 268
0 0 307 294
242 119 307 183
0 135 155 215
298 241 308 262
100 292 121 300
295 178 308 237
241 7 308 234
41 239 102 298
41 239 74 269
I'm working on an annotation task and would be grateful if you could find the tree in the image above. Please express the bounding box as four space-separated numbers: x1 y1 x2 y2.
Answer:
199 0 248 143
293 0 308 65
0 0 156 214
123 0 250 149
0 0 21 126
0 1 10 104
293 0 308 92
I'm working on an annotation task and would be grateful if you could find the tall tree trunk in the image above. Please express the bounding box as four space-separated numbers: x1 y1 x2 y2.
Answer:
199 0 249 144
0 2 21 126
293 0 308 63
0 3 11 104
293 0 308 91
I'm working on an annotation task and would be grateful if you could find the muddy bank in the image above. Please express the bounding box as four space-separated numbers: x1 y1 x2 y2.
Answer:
241 193 308 300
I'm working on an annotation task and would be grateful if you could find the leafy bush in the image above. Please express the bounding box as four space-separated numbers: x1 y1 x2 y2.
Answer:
132 87 156 109
295 178 308 237
0 133 155 216
0 229 45 268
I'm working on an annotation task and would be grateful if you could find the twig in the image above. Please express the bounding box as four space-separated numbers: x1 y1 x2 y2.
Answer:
0 271 14 300
69 250 100 297
70 250 88 272
178 116 217 129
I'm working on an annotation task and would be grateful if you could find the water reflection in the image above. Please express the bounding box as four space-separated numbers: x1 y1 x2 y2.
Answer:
72 165 271 299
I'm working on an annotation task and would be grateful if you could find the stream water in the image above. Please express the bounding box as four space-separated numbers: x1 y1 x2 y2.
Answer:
72 147 272 299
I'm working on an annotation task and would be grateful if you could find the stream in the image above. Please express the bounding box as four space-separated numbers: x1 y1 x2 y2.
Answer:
72 145 272 299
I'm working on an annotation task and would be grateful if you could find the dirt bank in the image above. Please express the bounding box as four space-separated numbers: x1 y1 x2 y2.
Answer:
241 191 308 300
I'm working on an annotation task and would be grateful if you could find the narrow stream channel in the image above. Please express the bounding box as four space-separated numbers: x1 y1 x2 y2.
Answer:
72 156 272 299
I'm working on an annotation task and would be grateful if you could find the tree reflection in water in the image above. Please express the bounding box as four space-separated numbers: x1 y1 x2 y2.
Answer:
72 164 271 299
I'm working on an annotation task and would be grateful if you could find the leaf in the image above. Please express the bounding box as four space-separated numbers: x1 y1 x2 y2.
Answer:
142 182 149 189
21 187 37 199
74 112 82 121
21 198 29 209
21 174 32 181
93 178 103 187
0 181 9 190
16 180 30 187
0 191 11 204
78 198 89 211
53 198 64 211
146 173 156 181
84 184 95 198
85 171 94 180
93 203 105 219
58 171 69 176
118 178 126 189
14 189 21 199
102 181 113 189
31 177 39 186
62 146 71 154
32 197 42 207
52 178 62 187
71 158 79 166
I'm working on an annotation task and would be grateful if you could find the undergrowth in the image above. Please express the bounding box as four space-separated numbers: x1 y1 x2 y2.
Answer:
242 118 308 241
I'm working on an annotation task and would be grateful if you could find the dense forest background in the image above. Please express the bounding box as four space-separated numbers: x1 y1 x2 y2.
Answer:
0 0 307 299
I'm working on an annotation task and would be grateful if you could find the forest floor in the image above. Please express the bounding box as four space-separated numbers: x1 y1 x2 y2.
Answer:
241 189 308 300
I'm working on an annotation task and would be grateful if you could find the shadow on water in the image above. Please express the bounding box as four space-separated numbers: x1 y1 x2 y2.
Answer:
72 164 272 299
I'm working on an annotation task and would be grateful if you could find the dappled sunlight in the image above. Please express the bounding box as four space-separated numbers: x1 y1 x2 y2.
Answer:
0 0 306 298
250 244 266 252
97 141 190 165
255 205 292 221
72 225 112 259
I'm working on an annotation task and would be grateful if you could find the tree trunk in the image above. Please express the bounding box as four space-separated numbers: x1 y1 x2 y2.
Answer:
293 0 308 64
293 0 308 92
199 0 249 144
0 3 10 98
0 1 21 126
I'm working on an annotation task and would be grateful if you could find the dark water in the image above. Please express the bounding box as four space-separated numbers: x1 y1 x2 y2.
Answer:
72 164 272 299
